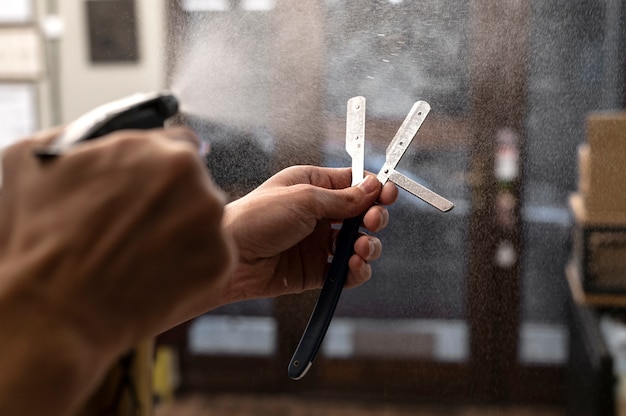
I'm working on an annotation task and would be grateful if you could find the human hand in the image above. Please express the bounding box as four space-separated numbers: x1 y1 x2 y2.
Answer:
220 165 398 305
0 127 235 415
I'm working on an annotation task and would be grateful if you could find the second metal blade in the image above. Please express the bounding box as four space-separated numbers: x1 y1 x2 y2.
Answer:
377 101 430 185
388 170 454 212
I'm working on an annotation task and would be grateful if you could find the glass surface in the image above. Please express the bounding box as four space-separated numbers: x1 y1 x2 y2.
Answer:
520 0 624 365
323 0 470 118
176 0 471 362
173 9 278 356
172 0 623 380
323 318 468 362
321 0 470 362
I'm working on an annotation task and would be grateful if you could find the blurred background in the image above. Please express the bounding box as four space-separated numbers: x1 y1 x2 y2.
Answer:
2 1 625 415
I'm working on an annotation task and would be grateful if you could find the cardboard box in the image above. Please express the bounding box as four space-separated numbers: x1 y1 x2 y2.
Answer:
570 192 626 226
584 112 626 222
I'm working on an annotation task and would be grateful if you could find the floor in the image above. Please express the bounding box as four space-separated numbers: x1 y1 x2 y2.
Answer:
154 394 565 416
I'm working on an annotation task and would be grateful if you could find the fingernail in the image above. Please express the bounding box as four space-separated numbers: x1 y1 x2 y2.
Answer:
360 262 372 281
380 209 389 229
368 240 376 259
357 176 379 193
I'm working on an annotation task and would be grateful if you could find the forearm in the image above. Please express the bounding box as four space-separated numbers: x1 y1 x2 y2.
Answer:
0 331 96 415
0 276 111 415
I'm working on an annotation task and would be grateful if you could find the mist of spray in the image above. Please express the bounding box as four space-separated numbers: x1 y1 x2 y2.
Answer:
168 1 471 321
169 7 330 167
170 13 272 130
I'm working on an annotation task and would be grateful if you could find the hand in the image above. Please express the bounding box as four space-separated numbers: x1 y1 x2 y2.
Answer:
220 165 398 305
0 127 235 415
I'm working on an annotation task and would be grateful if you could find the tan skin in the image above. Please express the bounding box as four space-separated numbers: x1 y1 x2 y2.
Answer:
221 165 395 305
0 127 397 416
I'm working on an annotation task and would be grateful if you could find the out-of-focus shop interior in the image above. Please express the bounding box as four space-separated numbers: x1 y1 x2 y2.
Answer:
3 0 626 415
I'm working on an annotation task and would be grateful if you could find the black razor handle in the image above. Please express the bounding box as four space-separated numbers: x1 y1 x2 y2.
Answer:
288 214 363 380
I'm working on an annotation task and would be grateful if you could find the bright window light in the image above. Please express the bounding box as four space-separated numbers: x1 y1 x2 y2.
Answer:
182 0 230 12
240 0 276 11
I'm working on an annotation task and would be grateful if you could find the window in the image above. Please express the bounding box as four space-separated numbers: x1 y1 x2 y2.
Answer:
164 0 625 402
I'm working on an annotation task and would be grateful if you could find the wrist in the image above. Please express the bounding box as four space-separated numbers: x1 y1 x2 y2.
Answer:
218 202 257 306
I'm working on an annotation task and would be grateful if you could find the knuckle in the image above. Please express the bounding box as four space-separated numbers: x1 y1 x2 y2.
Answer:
166 146 201 179
3 138 33 160
1 139 36 178
168 125 200 143
201 191 226 221
107 130 147 146
297 184 321 209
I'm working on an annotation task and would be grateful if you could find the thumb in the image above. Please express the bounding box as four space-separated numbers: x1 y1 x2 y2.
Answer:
315 175 381 220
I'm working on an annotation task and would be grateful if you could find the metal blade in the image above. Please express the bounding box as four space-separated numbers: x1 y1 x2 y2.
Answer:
388 170 454 212
377 101 430 184
346 96 366 186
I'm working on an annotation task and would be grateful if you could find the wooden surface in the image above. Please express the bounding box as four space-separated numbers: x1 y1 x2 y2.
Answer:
155 394 564 416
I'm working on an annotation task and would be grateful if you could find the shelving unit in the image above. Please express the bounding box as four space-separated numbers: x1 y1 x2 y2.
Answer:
565 110 626 416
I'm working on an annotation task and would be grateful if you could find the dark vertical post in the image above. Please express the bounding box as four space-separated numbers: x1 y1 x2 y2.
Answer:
467 0 530 401
268 0 326 386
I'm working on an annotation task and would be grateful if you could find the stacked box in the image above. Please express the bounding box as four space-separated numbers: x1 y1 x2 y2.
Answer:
569 111 626 295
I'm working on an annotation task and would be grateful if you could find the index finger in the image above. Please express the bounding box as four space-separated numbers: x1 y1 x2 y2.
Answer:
143 126 201 151
378 181 399 206
93 126 201 153
1 126 65 189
